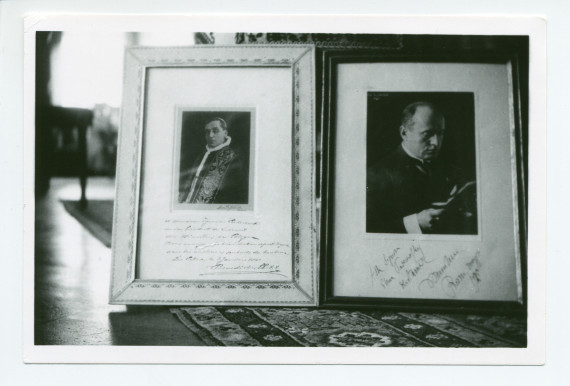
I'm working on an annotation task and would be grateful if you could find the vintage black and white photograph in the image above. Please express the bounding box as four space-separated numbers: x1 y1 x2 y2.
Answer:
366 93 478 235
21 14 546 366
174 109 254 209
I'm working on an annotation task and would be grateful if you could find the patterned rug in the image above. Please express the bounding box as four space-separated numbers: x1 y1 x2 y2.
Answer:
171 307 526 347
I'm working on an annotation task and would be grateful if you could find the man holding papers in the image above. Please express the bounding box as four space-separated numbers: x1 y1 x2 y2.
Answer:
367 102 477 235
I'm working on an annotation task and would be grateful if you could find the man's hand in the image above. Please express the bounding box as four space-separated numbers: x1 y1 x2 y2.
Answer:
417 208 446 232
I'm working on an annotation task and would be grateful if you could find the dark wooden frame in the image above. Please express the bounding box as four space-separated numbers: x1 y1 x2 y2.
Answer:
319 39 528 315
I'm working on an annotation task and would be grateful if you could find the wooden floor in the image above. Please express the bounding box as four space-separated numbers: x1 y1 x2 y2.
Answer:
34 177 205 345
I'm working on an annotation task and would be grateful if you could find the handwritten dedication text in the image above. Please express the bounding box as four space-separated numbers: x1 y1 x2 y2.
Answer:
368 245 482 298
162 217 290 279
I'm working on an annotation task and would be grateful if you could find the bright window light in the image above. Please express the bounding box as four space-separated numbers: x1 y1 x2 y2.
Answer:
49 32 196 110
50 32 127 109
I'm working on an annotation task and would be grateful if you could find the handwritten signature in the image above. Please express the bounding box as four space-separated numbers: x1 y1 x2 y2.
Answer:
371 246 483 297
216 205 246 210
440 251 482 297
199 262 286 277
418 250 459 290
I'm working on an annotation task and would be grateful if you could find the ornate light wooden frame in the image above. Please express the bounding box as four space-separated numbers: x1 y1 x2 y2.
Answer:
109 46 317 305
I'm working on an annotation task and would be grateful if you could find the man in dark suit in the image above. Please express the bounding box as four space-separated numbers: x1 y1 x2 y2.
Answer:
366 102 476 234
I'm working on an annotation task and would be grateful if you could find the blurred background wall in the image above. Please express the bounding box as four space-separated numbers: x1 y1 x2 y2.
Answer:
35 32 527 199
34 31 204 196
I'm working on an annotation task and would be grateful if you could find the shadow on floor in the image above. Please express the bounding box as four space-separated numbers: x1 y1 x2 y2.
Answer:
108 306 207 346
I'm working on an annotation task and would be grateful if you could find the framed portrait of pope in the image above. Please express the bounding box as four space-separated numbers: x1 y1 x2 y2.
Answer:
173 109 254 211
109 45 318 307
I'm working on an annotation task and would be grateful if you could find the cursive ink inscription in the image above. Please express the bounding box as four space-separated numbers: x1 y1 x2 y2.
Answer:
466 251 482 292
418 250 460 290
378 245 433 289
216 204 245 211
372 246 484 297
368 264 396 288
398 245 433 289
201 262 285 277
440 250 482 297
164 217 289 277
382 248 401 271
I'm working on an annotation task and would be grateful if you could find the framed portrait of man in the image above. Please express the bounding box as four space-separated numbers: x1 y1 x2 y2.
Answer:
366 93 478 236
173 109 255 211
109 45 318 306
320 40 528 311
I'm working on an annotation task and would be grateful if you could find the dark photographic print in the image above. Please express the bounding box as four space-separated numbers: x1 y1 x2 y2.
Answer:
366 93 478 235
175 109 253 209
